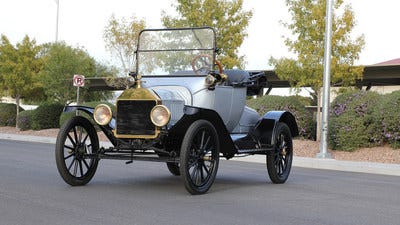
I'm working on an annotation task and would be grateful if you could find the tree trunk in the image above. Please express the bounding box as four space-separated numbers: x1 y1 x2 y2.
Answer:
316 89 321 142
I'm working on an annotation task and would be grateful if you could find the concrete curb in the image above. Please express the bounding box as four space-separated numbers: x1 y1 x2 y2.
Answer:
232 155 400 176
0 133 57 144
1 133 399 176
0 133 113 147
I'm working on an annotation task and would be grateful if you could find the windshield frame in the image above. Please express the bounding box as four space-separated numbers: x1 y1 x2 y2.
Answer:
135 27 217 77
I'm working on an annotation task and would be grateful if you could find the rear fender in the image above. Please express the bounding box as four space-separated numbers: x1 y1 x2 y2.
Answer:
252 111 299 147
168 106 236 159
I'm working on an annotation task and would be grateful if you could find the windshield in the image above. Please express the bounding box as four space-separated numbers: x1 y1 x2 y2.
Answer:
136 27 216 76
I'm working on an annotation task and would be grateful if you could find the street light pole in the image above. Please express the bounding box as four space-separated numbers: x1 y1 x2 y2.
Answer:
55 0 60 42
317 0 334 159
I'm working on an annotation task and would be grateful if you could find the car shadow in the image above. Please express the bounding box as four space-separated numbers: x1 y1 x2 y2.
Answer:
66 160 296 195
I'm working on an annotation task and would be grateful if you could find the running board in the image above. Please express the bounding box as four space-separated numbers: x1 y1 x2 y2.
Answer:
86 153 179 163
236 148 273 155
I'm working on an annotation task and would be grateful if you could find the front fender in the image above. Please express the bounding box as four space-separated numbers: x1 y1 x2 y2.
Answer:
64 105 94 115
64 106 115 129
252 111 299 147
168 106 237 159
63 105 117 146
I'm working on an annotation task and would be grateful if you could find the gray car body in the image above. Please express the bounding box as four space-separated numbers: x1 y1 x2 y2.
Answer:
67 27 298 158
145 76 259 134
56 27 298 194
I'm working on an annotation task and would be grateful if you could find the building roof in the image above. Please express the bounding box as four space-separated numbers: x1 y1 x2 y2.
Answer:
86 59 400 92
262 59 400 90
373 58 400 66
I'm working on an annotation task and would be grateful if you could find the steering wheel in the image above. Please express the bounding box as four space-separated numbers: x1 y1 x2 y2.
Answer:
191 54 223 75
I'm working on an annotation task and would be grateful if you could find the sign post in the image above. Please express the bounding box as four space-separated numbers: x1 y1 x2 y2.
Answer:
73 74 85 116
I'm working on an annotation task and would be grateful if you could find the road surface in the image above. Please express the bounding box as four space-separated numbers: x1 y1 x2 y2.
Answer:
0 140 399 225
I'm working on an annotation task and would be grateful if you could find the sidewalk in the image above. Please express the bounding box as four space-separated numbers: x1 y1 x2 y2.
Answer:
1 133 399 177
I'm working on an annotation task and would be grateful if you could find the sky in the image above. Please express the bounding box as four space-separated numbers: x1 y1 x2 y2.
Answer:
1 0 400 71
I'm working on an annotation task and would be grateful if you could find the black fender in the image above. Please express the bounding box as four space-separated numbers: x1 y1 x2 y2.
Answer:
63 105 117 146
252 111 299 147
64 105 95 117
168 106 236 159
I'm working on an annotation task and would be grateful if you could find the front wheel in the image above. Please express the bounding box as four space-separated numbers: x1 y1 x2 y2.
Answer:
267 122 293 184
180 120 220 195
55 116 99 186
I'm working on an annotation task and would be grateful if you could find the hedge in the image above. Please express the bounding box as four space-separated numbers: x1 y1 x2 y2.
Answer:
31 102 65 130
16 110 35 131
0 103 24 126
329 90 381 151
374 90 400 148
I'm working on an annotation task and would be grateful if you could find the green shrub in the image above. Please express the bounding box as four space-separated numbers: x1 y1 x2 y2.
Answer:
16 110 35 131
0 103 24 126
247 95 315 139
59 101 116 128
31 102 64 130
329 90 381 151
375 91 400 148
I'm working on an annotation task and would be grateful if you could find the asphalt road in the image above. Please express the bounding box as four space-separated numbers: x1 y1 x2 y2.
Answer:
0 140 399 225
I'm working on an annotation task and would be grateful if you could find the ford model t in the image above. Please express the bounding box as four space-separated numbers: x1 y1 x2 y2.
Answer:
55 27 298 194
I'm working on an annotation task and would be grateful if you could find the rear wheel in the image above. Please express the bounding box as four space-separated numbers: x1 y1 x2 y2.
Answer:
55 116 99 186
267 122 293 184
180 120 219 195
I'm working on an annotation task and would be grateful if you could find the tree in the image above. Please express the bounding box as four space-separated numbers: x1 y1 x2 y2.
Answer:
39 42 115 104
161 0 253 69
269 0 365 141
103 14 146 75
0 35 43 121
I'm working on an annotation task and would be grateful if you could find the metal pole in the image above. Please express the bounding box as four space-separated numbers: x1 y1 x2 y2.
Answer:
55 0 59 42
76 86 80 116
317 0 334 159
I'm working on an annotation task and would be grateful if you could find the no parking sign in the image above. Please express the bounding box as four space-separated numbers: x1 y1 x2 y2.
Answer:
73 75 85 114
73 74 85 87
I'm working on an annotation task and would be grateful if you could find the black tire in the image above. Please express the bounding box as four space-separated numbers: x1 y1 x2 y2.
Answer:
166 162 180 176
55 116 99 186
179 120 219 195
267 122 293 184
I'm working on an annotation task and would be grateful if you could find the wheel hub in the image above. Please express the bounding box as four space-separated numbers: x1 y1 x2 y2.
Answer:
202 156 212 161
278 138 287 156
74 144 87 159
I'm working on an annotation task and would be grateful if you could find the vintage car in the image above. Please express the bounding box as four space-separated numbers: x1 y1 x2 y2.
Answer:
55 27 299 195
